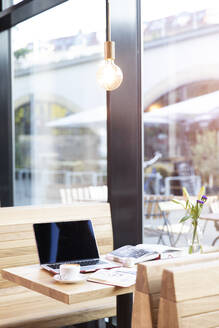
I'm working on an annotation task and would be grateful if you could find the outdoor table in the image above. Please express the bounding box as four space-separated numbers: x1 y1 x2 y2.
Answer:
200 213 219 246
2 264 134 328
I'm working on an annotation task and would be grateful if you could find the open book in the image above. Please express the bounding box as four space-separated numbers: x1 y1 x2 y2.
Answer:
105 244 185 267
87 267 136 287
139 244 186 259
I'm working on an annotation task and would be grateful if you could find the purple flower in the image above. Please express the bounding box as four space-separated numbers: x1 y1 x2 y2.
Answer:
197 200 204 204
201 195 208 201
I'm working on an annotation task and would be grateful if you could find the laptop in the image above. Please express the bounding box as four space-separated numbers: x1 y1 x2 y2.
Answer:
33 220 121 274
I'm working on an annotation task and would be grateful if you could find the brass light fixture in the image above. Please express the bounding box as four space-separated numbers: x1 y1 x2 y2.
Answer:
97 0 123 91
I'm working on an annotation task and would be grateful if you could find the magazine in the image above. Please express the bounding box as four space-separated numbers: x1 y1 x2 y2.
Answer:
87 267 137 287
138 244 186 259
105 244 185 267
105 245 159 267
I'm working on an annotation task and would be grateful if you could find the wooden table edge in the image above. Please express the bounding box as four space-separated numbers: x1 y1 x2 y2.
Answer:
1 266 134 305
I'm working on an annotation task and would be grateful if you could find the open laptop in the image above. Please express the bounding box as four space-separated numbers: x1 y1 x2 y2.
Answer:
33 220 121 274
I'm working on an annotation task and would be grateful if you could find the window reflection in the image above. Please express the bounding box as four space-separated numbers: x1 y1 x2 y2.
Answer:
13 0 107 205
142 0 219 246
143 0 219 197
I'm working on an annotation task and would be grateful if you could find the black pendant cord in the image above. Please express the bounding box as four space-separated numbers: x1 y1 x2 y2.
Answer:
106 0 111 42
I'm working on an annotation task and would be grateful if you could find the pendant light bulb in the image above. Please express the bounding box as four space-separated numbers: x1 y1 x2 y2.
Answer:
97 0 123 91
97 58 123 91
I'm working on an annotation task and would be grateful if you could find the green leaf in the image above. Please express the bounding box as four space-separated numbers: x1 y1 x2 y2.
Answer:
179 216 190 223
172 199 182 205
197 186 205 200
182 187 190 200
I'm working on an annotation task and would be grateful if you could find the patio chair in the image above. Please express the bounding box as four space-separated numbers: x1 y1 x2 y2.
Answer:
159 195 219 247
158 200 191 246
144 195 189 247
200 196 219 246
210 199 219 245
60 185 108 203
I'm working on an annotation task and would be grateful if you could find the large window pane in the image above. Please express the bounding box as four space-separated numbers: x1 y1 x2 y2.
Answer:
142 0 219 246
12 0 106 205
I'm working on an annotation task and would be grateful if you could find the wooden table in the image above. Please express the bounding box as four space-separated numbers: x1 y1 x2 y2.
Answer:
2 264 134 328
200 213 219 246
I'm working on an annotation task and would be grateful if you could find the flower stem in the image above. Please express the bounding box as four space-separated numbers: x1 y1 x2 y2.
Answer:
192 222 197 245
189 221 202 254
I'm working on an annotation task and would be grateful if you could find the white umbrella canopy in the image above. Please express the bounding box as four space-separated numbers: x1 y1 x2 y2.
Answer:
143 112 173 124
47 106 106 128
47 105 171 128
47 91 219 128
143 90 219 122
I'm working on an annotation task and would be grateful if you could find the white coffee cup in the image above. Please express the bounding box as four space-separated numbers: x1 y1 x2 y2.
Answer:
59 264 80 281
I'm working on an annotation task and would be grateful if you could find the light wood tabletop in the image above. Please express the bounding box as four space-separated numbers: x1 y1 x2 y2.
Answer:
1 264 134 305
200 213 219 222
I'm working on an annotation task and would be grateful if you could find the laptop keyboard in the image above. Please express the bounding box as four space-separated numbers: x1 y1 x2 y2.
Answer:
48 259 106 270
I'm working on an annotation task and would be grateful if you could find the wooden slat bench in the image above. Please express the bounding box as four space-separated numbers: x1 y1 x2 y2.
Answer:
131 252 219 328
158 260 219 328
0 202 116 328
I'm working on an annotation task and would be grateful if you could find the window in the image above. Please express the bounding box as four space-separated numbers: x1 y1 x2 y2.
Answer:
0 0 142 248
12 0 107 205
142 0 219 245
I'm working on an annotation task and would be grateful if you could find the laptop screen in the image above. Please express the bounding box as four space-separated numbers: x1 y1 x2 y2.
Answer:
33 220 99 264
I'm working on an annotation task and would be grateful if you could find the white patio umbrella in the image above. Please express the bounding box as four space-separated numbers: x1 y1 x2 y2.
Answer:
47 106 106 128
143 90 219 122
47 105 171 128
47 91 219 128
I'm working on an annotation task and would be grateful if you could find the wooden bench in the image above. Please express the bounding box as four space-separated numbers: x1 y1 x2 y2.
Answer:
0 202 116 328
158 260 219 328
131 252 219 328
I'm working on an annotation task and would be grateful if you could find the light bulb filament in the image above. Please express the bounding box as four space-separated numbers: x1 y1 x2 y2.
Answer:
97 58 123 91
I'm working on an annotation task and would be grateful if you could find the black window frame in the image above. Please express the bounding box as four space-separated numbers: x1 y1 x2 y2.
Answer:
0 2 142 326
0 0 69 31
108 0 143 248
0 0 142 248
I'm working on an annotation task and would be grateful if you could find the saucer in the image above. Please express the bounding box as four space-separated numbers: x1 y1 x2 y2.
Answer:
53 274 87 284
